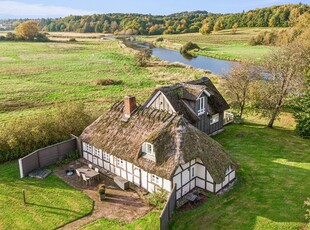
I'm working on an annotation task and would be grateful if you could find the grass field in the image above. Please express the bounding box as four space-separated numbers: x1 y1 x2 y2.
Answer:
0 39 205 124
171 123 310 230
0 161 93 229
140 27 284 62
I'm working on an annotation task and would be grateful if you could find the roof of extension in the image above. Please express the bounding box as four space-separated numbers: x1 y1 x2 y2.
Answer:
143 77 230 122
79 101 237 183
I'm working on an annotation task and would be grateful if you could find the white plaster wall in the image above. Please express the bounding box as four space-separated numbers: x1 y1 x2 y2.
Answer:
163 179 172 192
196 164 205 179
207 171 214 183
173 174 181 189
182 170 189 185
215 183 222 192
196 178 205 189
206 182 214 192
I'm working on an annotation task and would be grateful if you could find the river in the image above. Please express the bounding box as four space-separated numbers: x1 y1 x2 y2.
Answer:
123 40 238 76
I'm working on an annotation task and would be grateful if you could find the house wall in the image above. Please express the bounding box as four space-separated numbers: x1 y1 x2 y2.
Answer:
172 158 236 200
82 142 172 194
148 92 174 113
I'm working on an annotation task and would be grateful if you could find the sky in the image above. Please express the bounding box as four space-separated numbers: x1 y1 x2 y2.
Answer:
0 0 308 19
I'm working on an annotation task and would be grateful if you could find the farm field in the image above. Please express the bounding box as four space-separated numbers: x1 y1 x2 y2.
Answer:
0 161 93 229
0 39 205 124
139 27 284 62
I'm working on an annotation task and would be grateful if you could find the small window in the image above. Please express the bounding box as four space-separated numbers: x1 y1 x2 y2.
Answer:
151 175 160 185
94 148 101 157
86 144 92 153
197 97 205 115
116 158 124 168
210 113 219 125
145 142 154 155
103 152 110 162
190 166 195 179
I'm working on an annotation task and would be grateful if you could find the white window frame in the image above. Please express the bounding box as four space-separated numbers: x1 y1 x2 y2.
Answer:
116 158 124 168
225 166 232 175
190 166 195 179
145 142 154 156
210 113 219 125
94 148 101 158
86 144 92 153
197 97 205 115
103 152 110 162
151 174 160 185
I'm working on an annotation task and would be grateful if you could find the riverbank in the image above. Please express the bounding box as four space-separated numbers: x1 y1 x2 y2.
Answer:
137 27 281 62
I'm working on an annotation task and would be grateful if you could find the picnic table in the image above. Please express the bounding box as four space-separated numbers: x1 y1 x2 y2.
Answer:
184 192 201 208
76 166 100 183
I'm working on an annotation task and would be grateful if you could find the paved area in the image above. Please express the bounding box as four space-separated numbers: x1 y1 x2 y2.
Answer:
54 160 152 229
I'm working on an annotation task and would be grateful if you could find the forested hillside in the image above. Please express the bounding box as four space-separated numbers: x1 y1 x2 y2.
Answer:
0 4 309 34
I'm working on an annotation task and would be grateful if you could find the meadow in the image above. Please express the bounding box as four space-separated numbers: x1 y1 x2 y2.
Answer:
139 27 284 62
0 39 204 124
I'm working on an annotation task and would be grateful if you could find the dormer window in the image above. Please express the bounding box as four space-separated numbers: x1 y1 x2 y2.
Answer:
145 142 154 155
197 97 205 115
142 142 155 161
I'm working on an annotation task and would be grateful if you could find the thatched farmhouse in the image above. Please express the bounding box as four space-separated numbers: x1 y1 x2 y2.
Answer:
144 77 232 135
80 78 237 199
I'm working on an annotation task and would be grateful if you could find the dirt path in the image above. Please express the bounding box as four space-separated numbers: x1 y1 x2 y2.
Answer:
55 161 152 230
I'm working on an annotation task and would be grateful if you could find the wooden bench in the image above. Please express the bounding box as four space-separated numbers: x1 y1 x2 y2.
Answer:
114 176 129 190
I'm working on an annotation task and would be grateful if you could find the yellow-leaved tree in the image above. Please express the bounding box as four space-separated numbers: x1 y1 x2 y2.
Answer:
16 20 39 40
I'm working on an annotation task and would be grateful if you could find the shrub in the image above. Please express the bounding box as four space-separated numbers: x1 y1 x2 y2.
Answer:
69 38 77 42
134 50 151 67
305 197 310 222
155 37 164 42
94 78 123 86
6 32 16 41
0 103 93 163
35 33 49 42
146 189 168 209
98 184 106 194
180 42 200 54
56 151 80 166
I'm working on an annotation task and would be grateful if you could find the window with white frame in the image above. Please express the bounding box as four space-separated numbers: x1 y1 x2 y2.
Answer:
94 148 101 157
190 166 195 179
86 144 92 153
197 97 205 115
145 142 153 155
151 175 160 185
210 113 219 125
116 158 124 168
103 152 110 162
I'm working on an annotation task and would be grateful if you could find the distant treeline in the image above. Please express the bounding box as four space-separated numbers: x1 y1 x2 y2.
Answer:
1 4 309 34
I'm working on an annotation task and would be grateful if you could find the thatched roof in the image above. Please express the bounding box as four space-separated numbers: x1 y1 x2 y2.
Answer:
80 102 237 184
143 77 230 122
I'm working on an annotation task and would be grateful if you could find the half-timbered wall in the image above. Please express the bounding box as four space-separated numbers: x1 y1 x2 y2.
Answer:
82 142 172 194
172 158 236 200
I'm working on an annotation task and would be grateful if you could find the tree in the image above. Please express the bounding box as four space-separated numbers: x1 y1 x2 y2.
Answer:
16 20 39 40
180 42 200 54
199 22 213 35
222 62 259 119
213 20 222 32
291 76 310 138
231 23 238 34
252 41 310 128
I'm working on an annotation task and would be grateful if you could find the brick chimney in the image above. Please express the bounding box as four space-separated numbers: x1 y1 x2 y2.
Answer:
123 96 136 119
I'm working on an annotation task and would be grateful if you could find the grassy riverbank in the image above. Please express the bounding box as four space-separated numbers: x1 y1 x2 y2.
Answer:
139 27 284 62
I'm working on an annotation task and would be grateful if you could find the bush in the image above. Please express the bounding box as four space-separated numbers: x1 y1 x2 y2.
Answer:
0 103 93 163
56 151 80 166
305 197 310 222
134 50 151 67
6 32 16 41
94 78 123 86
155 37 164 42
146 189 168 209
180 42 200 54
35 33 49 42
69 38 77 42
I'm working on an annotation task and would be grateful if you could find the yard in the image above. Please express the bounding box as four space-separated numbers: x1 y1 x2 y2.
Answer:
0 161 93 229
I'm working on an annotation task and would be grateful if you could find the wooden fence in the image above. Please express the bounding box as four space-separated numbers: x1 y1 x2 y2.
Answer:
160 184 176 230
18 137 78 178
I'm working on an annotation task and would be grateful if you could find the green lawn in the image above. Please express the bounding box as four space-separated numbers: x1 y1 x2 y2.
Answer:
81 211 160 230
171 123 310 230
0 40 204 124
140 28 283 62
0 161 93 229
